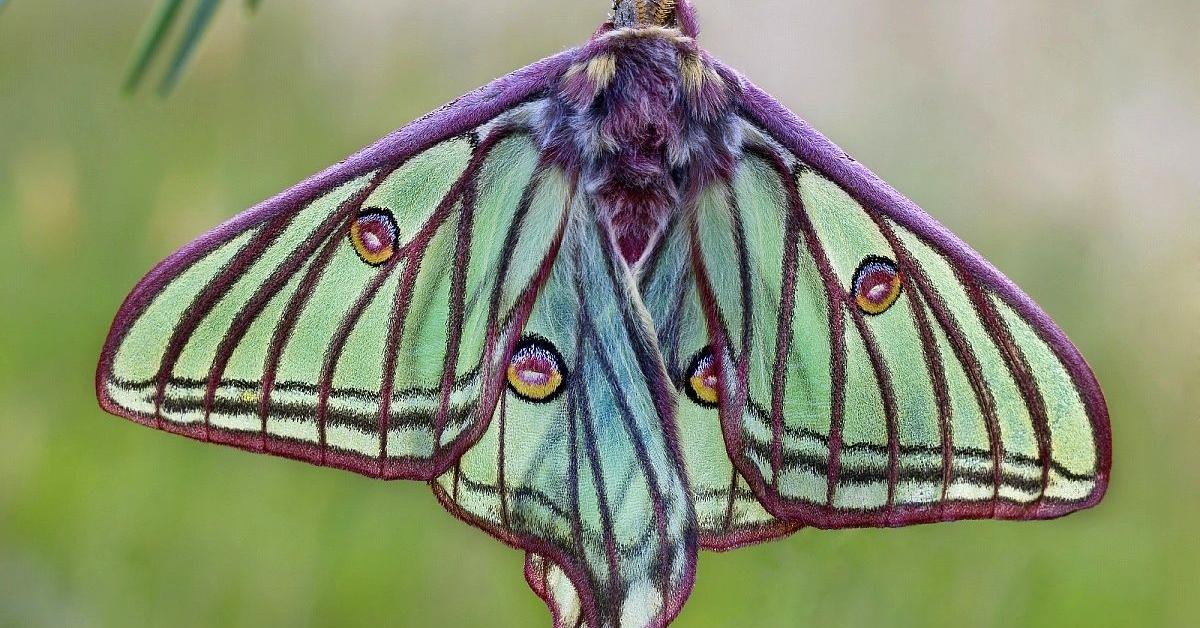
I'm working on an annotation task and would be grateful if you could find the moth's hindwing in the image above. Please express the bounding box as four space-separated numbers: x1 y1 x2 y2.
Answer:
640 215 801 549
435 193 696 628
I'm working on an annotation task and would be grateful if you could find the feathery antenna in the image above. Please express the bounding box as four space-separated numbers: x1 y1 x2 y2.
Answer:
655 0 677 25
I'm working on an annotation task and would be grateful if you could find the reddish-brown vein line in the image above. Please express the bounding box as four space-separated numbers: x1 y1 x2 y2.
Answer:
482 205 569 382
258 214 355 447
576 378 621 615
259 168 398 443
846 309 901 513
587 322 672 600
430 158 564 481
722 468 739 533
496 391 510 528
572 259 620 605
153 215 293 431
726 185 755 388
565 375 587 567
313 132 510 473
399 129 512 466
461 159 559 465
686 217 740 426
375 245 429 472
904 264 1003 504
315 254 403 466
664 281 689 376
966 282 1052 506
912 289 954 508
865 215 954 509
311 240 411 461
202 174 387 436
593 210 684 469
442 193 568 491
750 147 847 507
451 461 462 503
202 210 340 432
432 177 478 450
590 217 678 598
722 184 774 489
745 148 803 493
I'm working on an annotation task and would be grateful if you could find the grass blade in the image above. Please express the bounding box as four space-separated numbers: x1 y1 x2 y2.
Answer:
158 0 223 95
124 0 186 93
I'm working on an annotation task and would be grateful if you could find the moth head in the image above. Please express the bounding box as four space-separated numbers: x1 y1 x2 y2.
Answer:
611 0 697 36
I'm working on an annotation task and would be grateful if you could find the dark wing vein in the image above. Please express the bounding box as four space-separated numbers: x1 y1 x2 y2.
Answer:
749 146 848 506
886 238 1005 505
153 215 292 429
866 215 956 507
433 172 479 445
844 304 901 509
965 280 1053 504
202 171 389 431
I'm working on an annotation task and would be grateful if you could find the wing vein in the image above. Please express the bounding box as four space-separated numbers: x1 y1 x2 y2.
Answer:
966 282 1053 507
748 146 848 507
258 213 355 447
433 171 480 447
377 130 510 466
846 305 901 512
903 260 1004 505
575 343 621 617
497 390 510 528
865 216 955 509
151 216 292 430
203 171 389 435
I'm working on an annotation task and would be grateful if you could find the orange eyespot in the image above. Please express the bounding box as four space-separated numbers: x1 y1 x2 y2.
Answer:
507 337 567 403
350 209 398 266
685 348 719 408
852 257 903 315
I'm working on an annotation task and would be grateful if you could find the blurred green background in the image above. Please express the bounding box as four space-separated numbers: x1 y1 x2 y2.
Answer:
1 1 1196 626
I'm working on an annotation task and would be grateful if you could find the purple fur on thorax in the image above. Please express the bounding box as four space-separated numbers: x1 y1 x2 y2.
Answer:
539 30 742 263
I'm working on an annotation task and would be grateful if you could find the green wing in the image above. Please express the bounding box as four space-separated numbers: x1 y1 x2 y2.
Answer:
689 119 1111 527
97 103 562 481
639 217 800 549
434 189 696 628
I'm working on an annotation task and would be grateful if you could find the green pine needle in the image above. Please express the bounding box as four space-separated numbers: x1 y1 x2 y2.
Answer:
157 0 223 95
124 0 261 96
124 0 186 93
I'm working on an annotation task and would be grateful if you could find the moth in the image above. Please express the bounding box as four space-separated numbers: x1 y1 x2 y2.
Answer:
96 1 1112 626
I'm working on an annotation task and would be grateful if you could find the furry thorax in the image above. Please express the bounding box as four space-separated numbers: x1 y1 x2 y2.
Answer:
538 17 742 263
